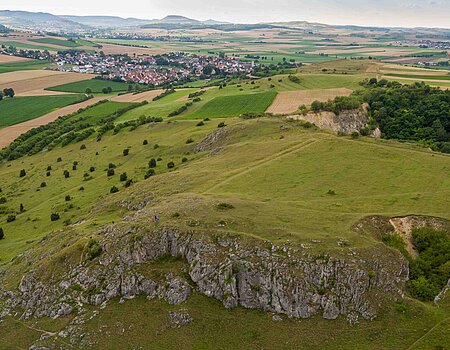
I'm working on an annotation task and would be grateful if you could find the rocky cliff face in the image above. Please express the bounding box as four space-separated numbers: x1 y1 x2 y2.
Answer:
1 224 408 324
290 104 369 134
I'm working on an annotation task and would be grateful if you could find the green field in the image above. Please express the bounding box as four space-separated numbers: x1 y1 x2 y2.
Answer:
30 38 81 48
0 41 61 52
184 91 277 118
0 94 86 127
0 59 50 73
74 101 137 124
46 79 136 93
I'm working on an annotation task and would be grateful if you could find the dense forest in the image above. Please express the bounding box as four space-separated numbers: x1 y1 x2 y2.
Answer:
312 79 450 153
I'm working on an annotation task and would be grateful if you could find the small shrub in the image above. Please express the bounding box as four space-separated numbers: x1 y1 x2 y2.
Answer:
47 165 52 171
167 161 175 169
46 171 51 177
186 138 194 144
57 157 62 162
0 197 6 204
196 121 205 127
153 144 159 149
110 186 119 193
40 182 47 188
148 158 157 168
351 131 360 139
79 186 84 191
144 169 155 179
327 190 336 195
80 144 86 150
120 172 128 182
72 164 77 171
216 203 235 210
19 203 24 213
218 122 226 128
89 166 95 173
7 215 16 222
63 170 70 178
182 157 188 163
143 139 148 145
65 195 71 202
50 213 60 221
107 168 115 176
125 179 133 188
19 169 26 177
123 149 129 156
108 163 116 169
0 227 3 240
85 239 102 260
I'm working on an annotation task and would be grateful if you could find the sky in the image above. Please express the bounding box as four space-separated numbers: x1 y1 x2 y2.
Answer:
5 0 450 28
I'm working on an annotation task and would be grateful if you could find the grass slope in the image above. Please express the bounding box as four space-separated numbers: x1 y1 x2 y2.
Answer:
185 91 277 119
46 79 135 93
0 95 86 128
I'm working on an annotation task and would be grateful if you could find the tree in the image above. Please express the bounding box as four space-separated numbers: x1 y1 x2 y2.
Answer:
63 170 70 178
19 203 24 213
167 161 175 169
0 227 3 240
144 169 155 179
85 88 92 95
120 172 127 181
107 168 115 176
0 91 3 101
19 169 26 177
3 88 15 98
50 213 60 221
89 166 95 173
110 186 119 193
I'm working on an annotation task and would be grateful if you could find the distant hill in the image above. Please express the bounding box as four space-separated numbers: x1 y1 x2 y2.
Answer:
0 23 9 32
157 15 200 25
0 10 89 32
61 15 151 29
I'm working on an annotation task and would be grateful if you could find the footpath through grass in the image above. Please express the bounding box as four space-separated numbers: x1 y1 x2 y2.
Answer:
0 94 86 128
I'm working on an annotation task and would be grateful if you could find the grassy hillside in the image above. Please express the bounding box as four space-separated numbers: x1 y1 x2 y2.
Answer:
0 94 86 127
0 116 449 348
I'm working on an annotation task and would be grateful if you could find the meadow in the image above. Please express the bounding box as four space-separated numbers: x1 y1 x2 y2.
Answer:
0 94 86 127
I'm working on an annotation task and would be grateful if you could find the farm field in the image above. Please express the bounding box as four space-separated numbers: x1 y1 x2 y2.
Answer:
184 91 277 118
46 78 136 93
267 88 352 114
0 59 50 73
0 55 31 64
30 37 81 48
72 101 137 124
0 94 86 128
0 96 107 148
0 70 92 96
0 41 60 52
111 89 164 102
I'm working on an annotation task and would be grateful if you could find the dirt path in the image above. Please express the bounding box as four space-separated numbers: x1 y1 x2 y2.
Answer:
203 138 319 194
0 96 107 148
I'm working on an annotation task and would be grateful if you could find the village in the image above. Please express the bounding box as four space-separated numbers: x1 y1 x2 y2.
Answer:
0 46 256 86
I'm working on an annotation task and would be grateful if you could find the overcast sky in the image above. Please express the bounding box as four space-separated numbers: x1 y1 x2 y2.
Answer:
6 0 450 28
